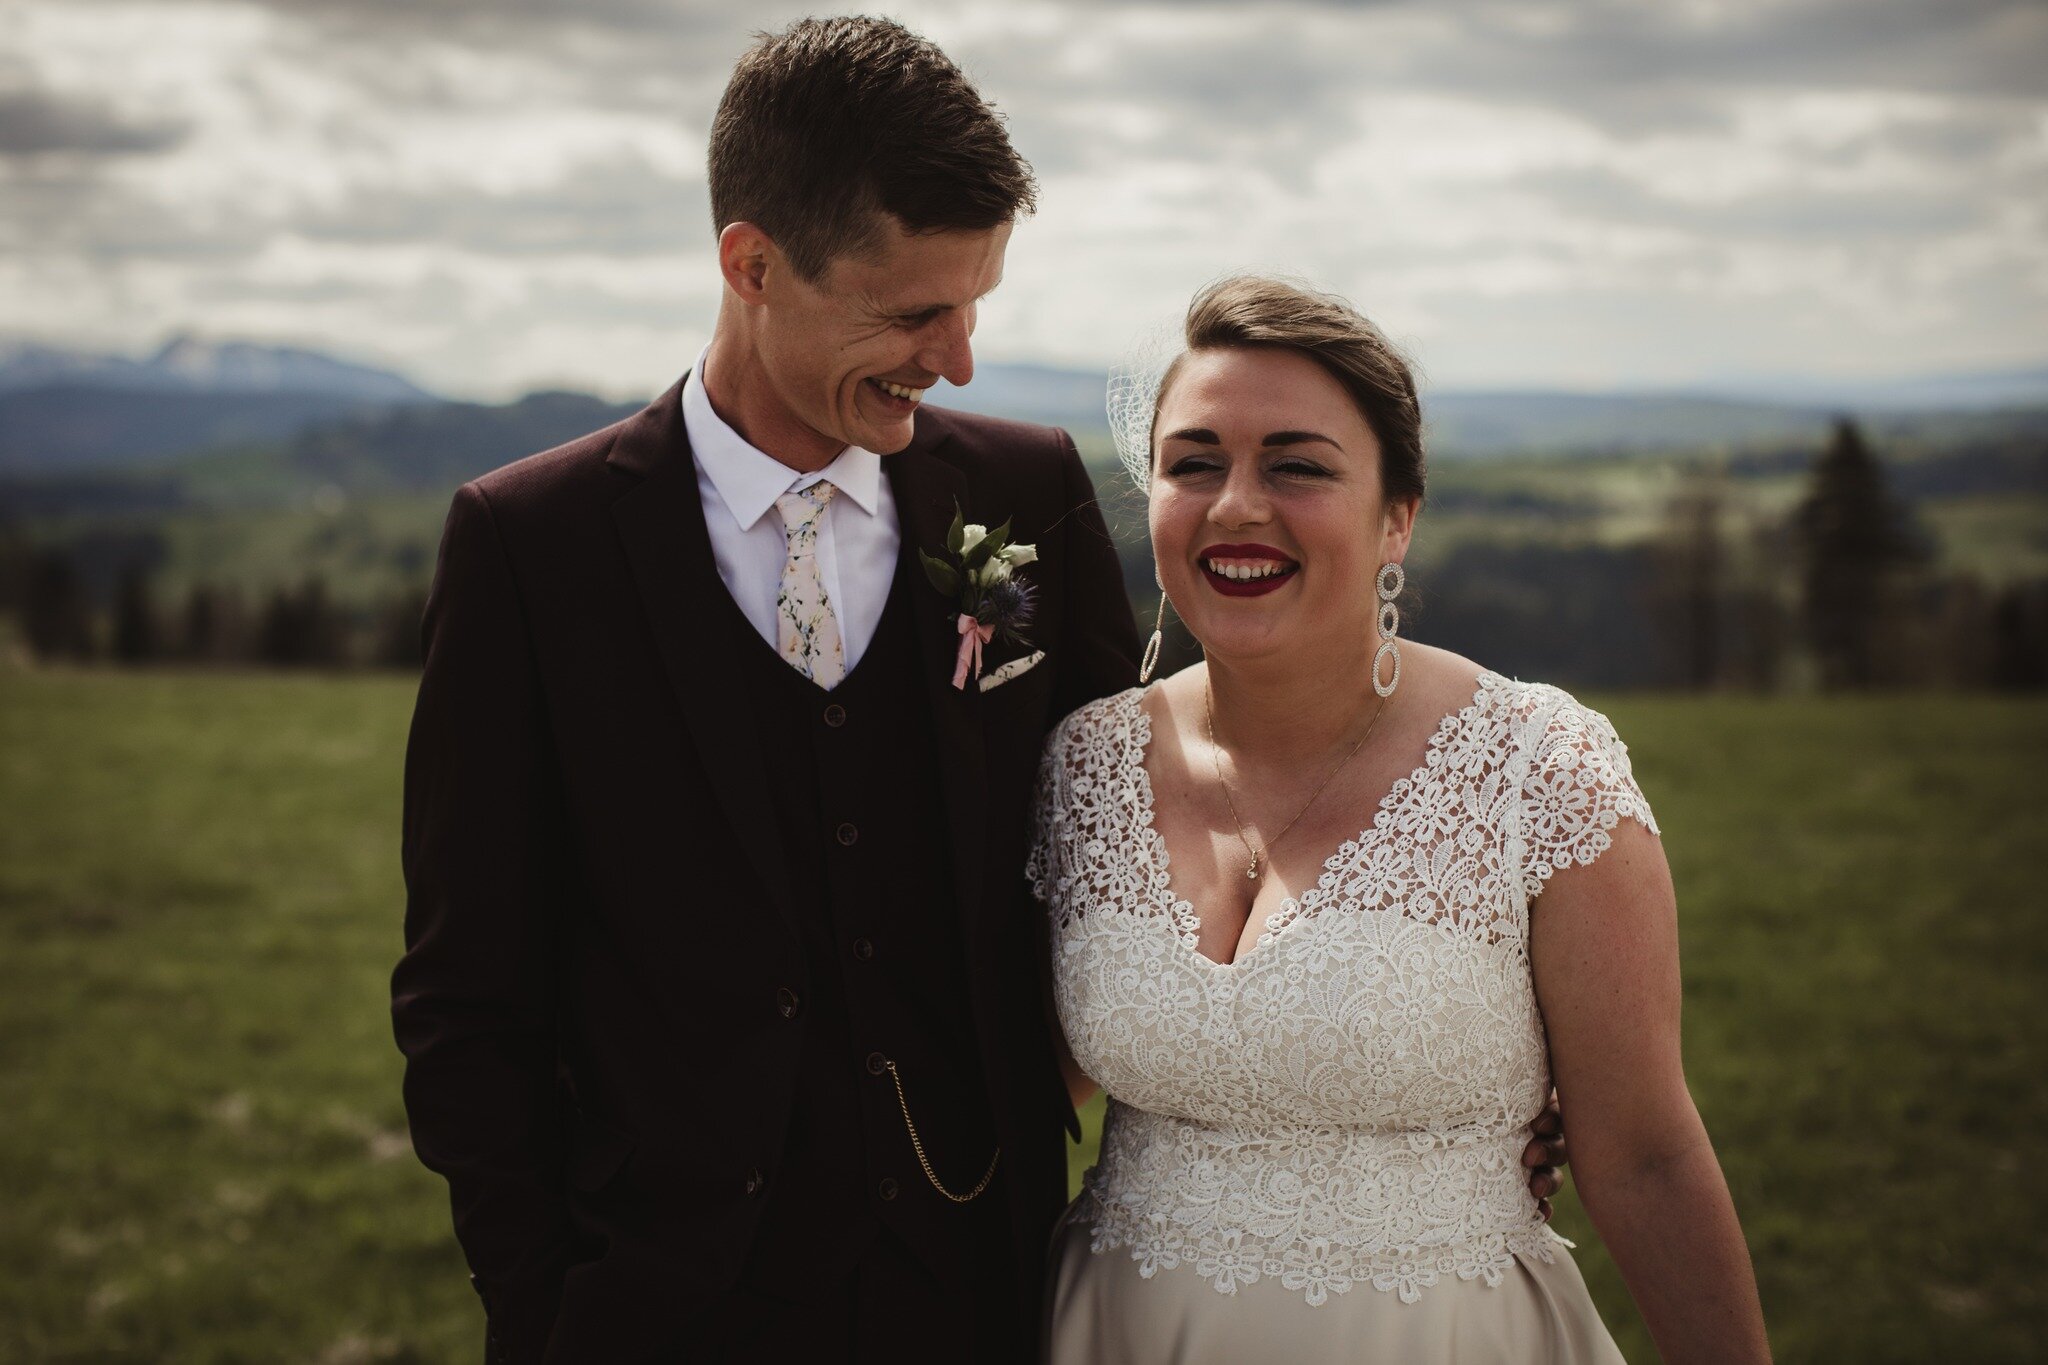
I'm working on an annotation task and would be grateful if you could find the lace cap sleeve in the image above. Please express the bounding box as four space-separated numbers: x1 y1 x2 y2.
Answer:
1519 690 1660 898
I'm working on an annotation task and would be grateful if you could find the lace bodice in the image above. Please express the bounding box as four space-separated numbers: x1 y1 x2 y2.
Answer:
1028 672 1659 1305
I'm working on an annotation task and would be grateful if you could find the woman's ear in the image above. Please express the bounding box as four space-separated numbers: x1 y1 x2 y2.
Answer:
1381 496 1421 563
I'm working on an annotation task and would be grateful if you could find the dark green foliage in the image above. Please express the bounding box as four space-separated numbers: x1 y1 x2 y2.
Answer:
111 563 161 665
1793 421 1930 688
22 546 93 660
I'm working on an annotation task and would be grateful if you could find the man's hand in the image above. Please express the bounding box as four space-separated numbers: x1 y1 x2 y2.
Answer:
1522 1092 1568 1221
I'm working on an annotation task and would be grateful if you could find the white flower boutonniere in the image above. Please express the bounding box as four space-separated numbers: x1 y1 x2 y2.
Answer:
919 503 1038 690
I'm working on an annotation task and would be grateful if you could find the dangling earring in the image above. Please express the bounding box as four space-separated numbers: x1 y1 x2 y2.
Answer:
1140 568 1169 684
1373 562 1404 698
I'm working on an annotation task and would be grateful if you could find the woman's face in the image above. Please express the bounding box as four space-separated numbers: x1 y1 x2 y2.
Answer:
1148 345 1416 669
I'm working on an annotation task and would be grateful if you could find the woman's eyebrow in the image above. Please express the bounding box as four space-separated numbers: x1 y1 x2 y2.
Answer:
1161 427 1221 445
1262 430 1342 450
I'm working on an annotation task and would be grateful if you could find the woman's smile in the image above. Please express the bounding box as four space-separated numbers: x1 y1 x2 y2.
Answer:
1199 542 1300 597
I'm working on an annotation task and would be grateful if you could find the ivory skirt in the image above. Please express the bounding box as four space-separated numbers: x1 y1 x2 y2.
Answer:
1043 1207 1627 1365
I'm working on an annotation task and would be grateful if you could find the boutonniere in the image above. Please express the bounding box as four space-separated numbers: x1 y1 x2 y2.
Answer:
920 504 1038 690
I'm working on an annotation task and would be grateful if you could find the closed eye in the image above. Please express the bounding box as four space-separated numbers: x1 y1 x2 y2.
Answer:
1273 459 1334 478
1164 455 1224 477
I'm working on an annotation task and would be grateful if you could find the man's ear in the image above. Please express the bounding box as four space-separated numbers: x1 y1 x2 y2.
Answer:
718 222 775 304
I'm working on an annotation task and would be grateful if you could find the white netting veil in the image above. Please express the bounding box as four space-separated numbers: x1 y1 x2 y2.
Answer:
1105 321 1183 493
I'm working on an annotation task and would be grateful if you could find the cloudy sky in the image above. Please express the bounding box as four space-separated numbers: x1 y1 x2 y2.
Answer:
2 0 2043 400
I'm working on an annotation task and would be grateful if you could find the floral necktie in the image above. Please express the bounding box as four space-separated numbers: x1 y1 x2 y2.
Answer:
773 481 845 689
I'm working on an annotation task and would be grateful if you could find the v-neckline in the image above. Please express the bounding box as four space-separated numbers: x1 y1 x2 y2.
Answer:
1124 671 1502 970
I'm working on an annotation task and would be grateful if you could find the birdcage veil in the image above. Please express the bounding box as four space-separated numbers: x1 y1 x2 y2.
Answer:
1105 321 1183 493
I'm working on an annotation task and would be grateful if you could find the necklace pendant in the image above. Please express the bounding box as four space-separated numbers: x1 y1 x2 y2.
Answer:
1246 857 1261 881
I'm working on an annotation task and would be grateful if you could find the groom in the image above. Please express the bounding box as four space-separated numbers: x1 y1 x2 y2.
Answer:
394 15 1565 1364
392 17 1137 1362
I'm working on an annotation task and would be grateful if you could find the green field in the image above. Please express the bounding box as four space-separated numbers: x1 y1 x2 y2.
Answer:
1 670 2044 1362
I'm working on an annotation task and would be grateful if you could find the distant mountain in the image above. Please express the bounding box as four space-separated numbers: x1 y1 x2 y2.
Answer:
269 390 643 494
0 337 439 474
0 336 436 402
1421 391 1832 456
934 363 2048 457
930 364 1115 434
6 337 2046 487
1709 364 2048 413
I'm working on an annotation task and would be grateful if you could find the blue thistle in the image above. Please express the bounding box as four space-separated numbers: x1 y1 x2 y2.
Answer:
978 577 1037 644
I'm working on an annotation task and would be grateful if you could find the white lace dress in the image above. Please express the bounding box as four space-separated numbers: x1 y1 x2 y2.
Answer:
1030 673 1657 1364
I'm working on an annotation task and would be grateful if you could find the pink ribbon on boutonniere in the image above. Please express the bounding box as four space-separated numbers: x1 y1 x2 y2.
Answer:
953 613 995 690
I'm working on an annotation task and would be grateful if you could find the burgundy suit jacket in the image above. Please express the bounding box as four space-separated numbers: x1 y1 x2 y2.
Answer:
391 379 1140 1361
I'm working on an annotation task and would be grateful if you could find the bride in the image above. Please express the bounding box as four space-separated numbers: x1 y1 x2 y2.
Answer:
1031 277 1770 1362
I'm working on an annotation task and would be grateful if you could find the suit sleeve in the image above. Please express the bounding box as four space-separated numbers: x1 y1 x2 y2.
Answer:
392 482 574 1363
1050 429 1142 718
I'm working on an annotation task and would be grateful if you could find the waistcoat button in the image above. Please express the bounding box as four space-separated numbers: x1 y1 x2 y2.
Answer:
743 1170 765 1197
823 703 847 727
865 1051 888 1075
852 937 874 961
878 1177 899 1201
775 987 800 1019
835 822 859 846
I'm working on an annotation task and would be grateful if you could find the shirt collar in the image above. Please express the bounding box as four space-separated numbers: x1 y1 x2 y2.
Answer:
681 348 883 533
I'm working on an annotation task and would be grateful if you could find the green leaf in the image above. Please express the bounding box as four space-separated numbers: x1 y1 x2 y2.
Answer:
919 549 960 598
945 504 966 555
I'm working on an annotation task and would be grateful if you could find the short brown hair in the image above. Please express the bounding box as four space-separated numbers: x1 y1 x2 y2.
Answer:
1158 276 1426 505
708 16 1038 282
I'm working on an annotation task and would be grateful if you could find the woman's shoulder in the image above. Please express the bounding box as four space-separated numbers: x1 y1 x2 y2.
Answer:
1424 650 1608 736
1410 647 1632 767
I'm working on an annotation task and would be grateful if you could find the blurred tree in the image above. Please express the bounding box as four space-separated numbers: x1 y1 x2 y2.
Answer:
372 588 428 669
1991 580 2048 689
182 582 221 662
1650 471 1726 689
1791 419 1928 689
258 576 346 668
23 547 94 661
111 561 161 665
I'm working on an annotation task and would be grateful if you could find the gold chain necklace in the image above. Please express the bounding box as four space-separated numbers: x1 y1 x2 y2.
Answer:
1204 677 1389 883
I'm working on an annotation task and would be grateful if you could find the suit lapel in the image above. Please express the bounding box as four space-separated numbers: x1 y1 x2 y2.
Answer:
886 414 991 960
607 377 801 937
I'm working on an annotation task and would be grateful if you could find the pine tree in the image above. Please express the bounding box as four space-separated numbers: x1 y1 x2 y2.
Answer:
111 562 160 665
1791 420 1926 689
1650 472 1726 689
23 547 94 661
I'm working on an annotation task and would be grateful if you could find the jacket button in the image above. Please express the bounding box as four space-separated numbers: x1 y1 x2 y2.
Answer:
823 703 847 728
776 987 800 1019
852 936 874 961
744 1170 765 1197
835 822 858 846
878 1177 899 1201
865 1051 888 1076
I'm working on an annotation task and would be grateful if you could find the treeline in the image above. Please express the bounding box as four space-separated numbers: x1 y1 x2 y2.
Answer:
0 545 427 669
4 418 2045 690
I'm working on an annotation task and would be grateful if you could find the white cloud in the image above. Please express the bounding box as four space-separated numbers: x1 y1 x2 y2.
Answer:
0 0 2041 398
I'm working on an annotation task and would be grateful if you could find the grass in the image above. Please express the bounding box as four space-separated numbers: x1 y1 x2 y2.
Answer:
1 670 2043 1361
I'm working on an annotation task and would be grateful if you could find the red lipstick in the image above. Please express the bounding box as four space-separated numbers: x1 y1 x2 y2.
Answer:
1198 543 1300 598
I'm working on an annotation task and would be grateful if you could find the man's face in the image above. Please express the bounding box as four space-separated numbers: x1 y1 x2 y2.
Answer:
756 217 1011 456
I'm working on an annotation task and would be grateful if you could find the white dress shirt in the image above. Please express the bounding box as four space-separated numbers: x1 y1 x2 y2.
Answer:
682 351 902 676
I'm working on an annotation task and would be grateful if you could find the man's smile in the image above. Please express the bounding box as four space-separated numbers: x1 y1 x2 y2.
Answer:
865 377 928 412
